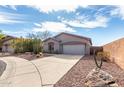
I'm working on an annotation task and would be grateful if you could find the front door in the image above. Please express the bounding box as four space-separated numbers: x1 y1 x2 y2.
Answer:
48 42 54 53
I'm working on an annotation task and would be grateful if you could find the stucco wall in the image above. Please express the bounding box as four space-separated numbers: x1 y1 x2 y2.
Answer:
85 44 90 55
103 38 124 69
56 34 91 55
43 39 60 53
2 40 14 53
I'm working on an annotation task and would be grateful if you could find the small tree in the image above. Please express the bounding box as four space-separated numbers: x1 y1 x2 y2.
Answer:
26 33 37 39
27 31 52 40
36 31 52 40
0 30 5 39
26 31 51 54
11 37 42 54
93 51 110 69
0 30 5 49
32 38 42 54
11 38 24 53
97 51 110 62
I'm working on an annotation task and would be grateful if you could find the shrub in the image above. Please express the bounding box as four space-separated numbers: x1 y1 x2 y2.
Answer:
32 38 42 54
97 51 110 62
11 38 42 54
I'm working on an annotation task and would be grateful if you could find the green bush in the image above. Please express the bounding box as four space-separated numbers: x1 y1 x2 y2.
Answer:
97 51 110 62
11 38 42 54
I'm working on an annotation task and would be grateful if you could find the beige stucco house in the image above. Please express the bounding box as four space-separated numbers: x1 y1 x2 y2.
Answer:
1 35 15 53
43 32 92 55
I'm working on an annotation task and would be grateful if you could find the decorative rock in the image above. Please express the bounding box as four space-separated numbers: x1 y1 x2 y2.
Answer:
39 52 43 56
36 52 43 58
36 54 40 58
85 68 118 87
25 52 31 55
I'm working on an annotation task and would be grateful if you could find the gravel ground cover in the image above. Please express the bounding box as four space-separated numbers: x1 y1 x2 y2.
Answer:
54 56 124 87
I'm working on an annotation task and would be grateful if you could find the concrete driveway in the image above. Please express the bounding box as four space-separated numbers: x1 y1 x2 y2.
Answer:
0 54 83 87
0 57 41 87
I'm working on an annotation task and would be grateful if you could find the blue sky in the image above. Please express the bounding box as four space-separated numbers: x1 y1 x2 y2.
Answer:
0 5 124 46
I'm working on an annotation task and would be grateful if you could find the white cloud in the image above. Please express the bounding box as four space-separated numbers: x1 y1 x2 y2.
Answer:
33 14 109 33
0 15 21 24
33 21 76 32
76 15 88 20
28 0 88 13
34 23 41 27
3 30 29 37
9 5 17 10
2 5 17 10
76 12 80 16
62 16 109 28
0 12 27 24
57 16 61 20
111 6 124 20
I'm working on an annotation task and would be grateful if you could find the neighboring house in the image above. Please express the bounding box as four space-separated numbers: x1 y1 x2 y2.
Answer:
1 35 15 53
43 32 92 55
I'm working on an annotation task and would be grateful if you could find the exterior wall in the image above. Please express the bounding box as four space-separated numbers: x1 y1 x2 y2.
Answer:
2 40 14 53
55 34 91 45
85 44 90 55
43 39 60 53
55 34 91 55
103 38 124 69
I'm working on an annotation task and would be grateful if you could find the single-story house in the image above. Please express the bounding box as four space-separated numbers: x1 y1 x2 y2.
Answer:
1 33 92 55
43 32 92 55
0 35 15 53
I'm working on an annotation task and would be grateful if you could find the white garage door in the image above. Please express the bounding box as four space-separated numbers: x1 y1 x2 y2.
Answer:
63 45 85 55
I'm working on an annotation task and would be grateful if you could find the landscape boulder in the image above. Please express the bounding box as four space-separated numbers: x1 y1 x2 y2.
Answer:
85 68 118 87
36 52 43 58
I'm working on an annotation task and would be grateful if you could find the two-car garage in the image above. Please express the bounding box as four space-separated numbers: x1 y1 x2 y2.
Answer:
63 44 85 55
43 32 92 55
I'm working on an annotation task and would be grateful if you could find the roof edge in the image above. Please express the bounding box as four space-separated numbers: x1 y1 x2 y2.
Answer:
54 32 92 45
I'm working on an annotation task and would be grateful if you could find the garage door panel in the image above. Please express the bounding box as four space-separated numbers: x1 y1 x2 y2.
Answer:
63 45 85 55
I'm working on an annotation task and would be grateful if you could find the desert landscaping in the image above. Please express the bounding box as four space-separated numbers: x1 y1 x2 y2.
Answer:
0 31 124 87
0 5 124 87
54 56 124 87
